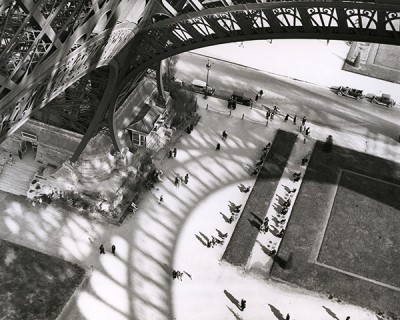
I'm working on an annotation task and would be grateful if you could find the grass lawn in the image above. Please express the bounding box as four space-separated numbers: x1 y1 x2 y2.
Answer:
271 141 400 317
0 239 86 320
318 170 400 287
222 130 297 266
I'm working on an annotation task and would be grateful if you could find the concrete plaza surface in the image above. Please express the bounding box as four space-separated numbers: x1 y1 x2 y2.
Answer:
1 40 399 319
1 90 399 320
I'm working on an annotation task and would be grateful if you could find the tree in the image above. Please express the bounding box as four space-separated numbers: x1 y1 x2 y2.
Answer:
169 88 198 128
162 55 179 92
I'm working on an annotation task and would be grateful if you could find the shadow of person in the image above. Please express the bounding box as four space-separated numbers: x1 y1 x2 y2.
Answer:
248 218 261 230
268 304 285 320
160 263 174 276
322 306 340 320
272 253 293 269
195 234 207 247
227 306 244 320
199 232 210 242
220 212 230 223
238 184 247 192
282 184 291 193
228 201 241 213
256 240 274 256
224 290 240 310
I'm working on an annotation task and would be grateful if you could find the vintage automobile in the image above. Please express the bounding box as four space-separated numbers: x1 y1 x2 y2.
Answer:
190 79 215 96
370 93 396 108
230 91 252 106
336 86 364 100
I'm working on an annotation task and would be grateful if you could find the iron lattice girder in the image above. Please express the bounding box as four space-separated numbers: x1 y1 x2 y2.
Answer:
127 1 400 72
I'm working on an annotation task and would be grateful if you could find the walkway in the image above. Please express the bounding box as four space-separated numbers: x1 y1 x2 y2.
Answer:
0 91 397 320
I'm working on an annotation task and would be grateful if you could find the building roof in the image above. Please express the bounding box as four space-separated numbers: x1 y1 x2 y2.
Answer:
127 103 164 134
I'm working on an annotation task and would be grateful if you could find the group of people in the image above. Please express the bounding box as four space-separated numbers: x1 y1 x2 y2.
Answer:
251 142 271 176
99 244 116 255
207 232 227 248
168 147 177 158
174 173 189 187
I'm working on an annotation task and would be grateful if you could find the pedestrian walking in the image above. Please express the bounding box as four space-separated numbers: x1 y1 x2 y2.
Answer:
302 116 307 125
285 314 290 320
18 149 23 159
173 148 177 158
99 244 105 254
216 143 221 151
293 115 297 125
172 270 177 279
174 176 180 187
222 130 228 140
189 124 193 131
259 89 263 97
305 127 311 136
345 317 350 320
184 173 189 184
270 113 274 120
255 94 259 101
186 126 191 134
169 150 173 158
158 195 164 203
240 299 246 311
111 245 116 255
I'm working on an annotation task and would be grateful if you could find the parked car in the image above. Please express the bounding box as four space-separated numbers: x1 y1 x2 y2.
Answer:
230 91 252 106
190 79 215 96
335 86 364 100
369 93 396 108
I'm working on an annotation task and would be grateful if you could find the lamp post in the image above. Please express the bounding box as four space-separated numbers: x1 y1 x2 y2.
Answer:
205 60 212 98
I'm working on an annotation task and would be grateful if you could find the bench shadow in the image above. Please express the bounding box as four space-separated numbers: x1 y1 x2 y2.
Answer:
250 211 263 224
248 218 261 230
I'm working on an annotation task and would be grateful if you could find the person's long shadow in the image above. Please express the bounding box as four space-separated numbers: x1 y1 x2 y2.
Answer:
220 212 230 223
227 306 243 320
238 184 247 192
195 234 207 247
322 306 340 320
256 240 274 255
224 290 240 310
268 304 285 320
248 218 261 230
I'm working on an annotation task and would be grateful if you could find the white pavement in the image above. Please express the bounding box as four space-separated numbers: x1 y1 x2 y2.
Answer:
193 39 400 102
2 49 400 319
1 89 396 320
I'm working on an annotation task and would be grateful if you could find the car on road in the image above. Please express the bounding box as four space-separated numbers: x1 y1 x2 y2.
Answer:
190 79 215 96
335 86 364 100
230 91 252 106
368 93 396 108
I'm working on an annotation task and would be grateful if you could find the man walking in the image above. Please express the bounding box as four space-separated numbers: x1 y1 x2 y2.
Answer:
302 116 307 126
240 299 246 311
293 115 297 125
99 244 105 254
184 174 189 184
216 143 221 151
173 148 177 158
111 245 116 255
